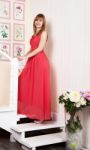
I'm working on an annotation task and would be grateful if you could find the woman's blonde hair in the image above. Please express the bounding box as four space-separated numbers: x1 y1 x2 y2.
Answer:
33 14 46 35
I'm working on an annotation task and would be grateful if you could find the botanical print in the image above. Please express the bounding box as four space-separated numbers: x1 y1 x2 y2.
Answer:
0 0 10 19
14 2 25 20
0 43 10 60
13 43 25 57
0 23 10 40
14 24 24 41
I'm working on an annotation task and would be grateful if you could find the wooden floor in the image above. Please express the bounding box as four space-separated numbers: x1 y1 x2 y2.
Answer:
0 129 65 150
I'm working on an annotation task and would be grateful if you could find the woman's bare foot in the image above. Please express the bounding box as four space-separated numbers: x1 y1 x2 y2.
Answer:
34 120 44 124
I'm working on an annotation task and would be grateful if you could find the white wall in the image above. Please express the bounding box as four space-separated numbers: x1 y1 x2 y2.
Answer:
0 62 10 107
25 0 31 51
29 0 90 98
29 0 90 148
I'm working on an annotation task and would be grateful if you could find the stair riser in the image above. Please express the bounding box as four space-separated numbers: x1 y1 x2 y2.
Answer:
11 129 25 141
25 128 62 138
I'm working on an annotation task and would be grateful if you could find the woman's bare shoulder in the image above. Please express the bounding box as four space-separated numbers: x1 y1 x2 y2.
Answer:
41 31 48 38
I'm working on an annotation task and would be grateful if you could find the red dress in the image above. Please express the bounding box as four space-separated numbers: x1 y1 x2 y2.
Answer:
18 33 51 121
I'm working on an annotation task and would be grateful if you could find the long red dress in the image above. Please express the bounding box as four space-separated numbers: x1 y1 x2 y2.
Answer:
18 33 51 121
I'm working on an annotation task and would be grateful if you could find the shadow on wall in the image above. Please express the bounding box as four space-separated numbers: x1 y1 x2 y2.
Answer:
46 22 58 113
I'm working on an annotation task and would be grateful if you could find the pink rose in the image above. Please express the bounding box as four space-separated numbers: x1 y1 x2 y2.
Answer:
81 91 90 101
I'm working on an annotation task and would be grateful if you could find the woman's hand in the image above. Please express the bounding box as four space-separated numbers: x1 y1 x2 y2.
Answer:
17 56 23 61
17 56 26 61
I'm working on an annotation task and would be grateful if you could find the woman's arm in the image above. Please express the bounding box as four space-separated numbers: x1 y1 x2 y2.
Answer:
27 31 47 58
17 48 31 61
24 49 31 57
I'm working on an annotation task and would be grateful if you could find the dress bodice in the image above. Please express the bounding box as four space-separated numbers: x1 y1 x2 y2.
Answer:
30 33 41 51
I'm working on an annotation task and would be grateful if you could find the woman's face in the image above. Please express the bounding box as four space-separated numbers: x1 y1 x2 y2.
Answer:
35 18 43 29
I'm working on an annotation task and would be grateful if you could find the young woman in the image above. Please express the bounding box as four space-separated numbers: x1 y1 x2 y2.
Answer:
18 14 51 123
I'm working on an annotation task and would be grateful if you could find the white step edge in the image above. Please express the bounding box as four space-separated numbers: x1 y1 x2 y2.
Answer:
17 114 27 121
21 132 66 148
11 121 63 133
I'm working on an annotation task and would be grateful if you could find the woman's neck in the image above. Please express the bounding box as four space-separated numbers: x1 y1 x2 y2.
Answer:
36 28 41 34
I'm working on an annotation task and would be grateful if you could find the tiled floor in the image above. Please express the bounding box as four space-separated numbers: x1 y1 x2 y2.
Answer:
0 129 66 150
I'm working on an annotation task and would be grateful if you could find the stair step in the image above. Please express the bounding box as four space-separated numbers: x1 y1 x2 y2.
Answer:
21 132 66 148
25 128 61 138
17 117 34 124
11 121 62 133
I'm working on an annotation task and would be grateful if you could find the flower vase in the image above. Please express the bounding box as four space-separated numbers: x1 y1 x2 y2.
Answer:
66 130 82 150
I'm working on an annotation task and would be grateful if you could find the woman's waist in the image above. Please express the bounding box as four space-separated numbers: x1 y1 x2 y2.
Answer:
31 47 44 51
31 49 45 56
28 50 48 60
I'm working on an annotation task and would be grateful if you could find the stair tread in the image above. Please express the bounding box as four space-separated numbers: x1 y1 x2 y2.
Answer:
11 121 62 132
21 132 66 147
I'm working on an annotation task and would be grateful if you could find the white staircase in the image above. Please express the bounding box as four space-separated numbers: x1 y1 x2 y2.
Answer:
11 119 66 150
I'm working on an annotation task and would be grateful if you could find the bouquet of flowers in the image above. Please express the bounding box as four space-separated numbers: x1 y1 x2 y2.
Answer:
59 91 90 133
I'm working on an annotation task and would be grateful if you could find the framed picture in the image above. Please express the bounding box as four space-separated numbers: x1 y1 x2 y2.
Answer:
0 23 10 41
0 42 10 61
13 43 25 57
14 24 25 41
13 2 25 21
0 0 10 19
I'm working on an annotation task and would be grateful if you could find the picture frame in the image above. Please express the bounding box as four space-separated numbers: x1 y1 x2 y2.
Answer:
13 43 25 57
13 2 25 21
0 23 10 41
0 42 10 61
14 23 25 41
0 0 10 19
